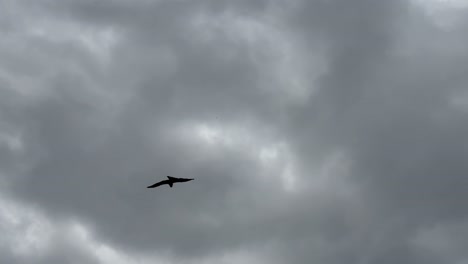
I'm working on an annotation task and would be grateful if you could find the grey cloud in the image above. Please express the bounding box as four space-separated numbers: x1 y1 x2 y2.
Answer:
285 1 468 263
1 0 468 263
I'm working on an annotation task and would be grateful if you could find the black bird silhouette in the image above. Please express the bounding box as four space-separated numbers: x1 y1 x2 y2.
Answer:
147 176 194 188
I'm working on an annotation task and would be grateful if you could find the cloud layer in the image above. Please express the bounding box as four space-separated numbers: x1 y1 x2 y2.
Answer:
1 0 468 263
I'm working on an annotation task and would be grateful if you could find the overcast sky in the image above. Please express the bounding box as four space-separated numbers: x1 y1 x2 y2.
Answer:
1 0 468 263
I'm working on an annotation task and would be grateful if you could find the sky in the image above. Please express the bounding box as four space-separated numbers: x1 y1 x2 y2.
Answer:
1 0 468 263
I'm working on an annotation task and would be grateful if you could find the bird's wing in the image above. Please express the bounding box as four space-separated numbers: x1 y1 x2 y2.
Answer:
175 178 194 182
147 180 169 188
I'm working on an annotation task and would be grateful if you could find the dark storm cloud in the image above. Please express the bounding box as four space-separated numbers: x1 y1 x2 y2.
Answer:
283 1 468 263
1 0 468 263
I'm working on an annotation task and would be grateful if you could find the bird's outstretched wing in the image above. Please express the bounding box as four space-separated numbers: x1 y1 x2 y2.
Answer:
167 176 194 182
175 177 194 182
147 180 169 188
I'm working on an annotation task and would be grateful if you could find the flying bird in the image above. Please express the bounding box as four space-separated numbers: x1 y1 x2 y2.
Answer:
147 176 194 189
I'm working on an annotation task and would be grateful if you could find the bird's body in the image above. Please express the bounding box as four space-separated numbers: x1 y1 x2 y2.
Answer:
147 176 194 188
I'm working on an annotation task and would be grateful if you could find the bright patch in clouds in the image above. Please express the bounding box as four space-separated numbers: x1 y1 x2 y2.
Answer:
413 0 468 10
449 91 468 112
0 196 53 258
24 10 121 66
0 130 23 153
413 0 468 29
259 144 280 164
0 195 167 264
180 121 300 191
195 123 233 147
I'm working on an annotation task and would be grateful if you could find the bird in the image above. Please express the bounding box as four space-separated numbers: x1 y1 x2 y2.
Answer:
147 176 194 189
